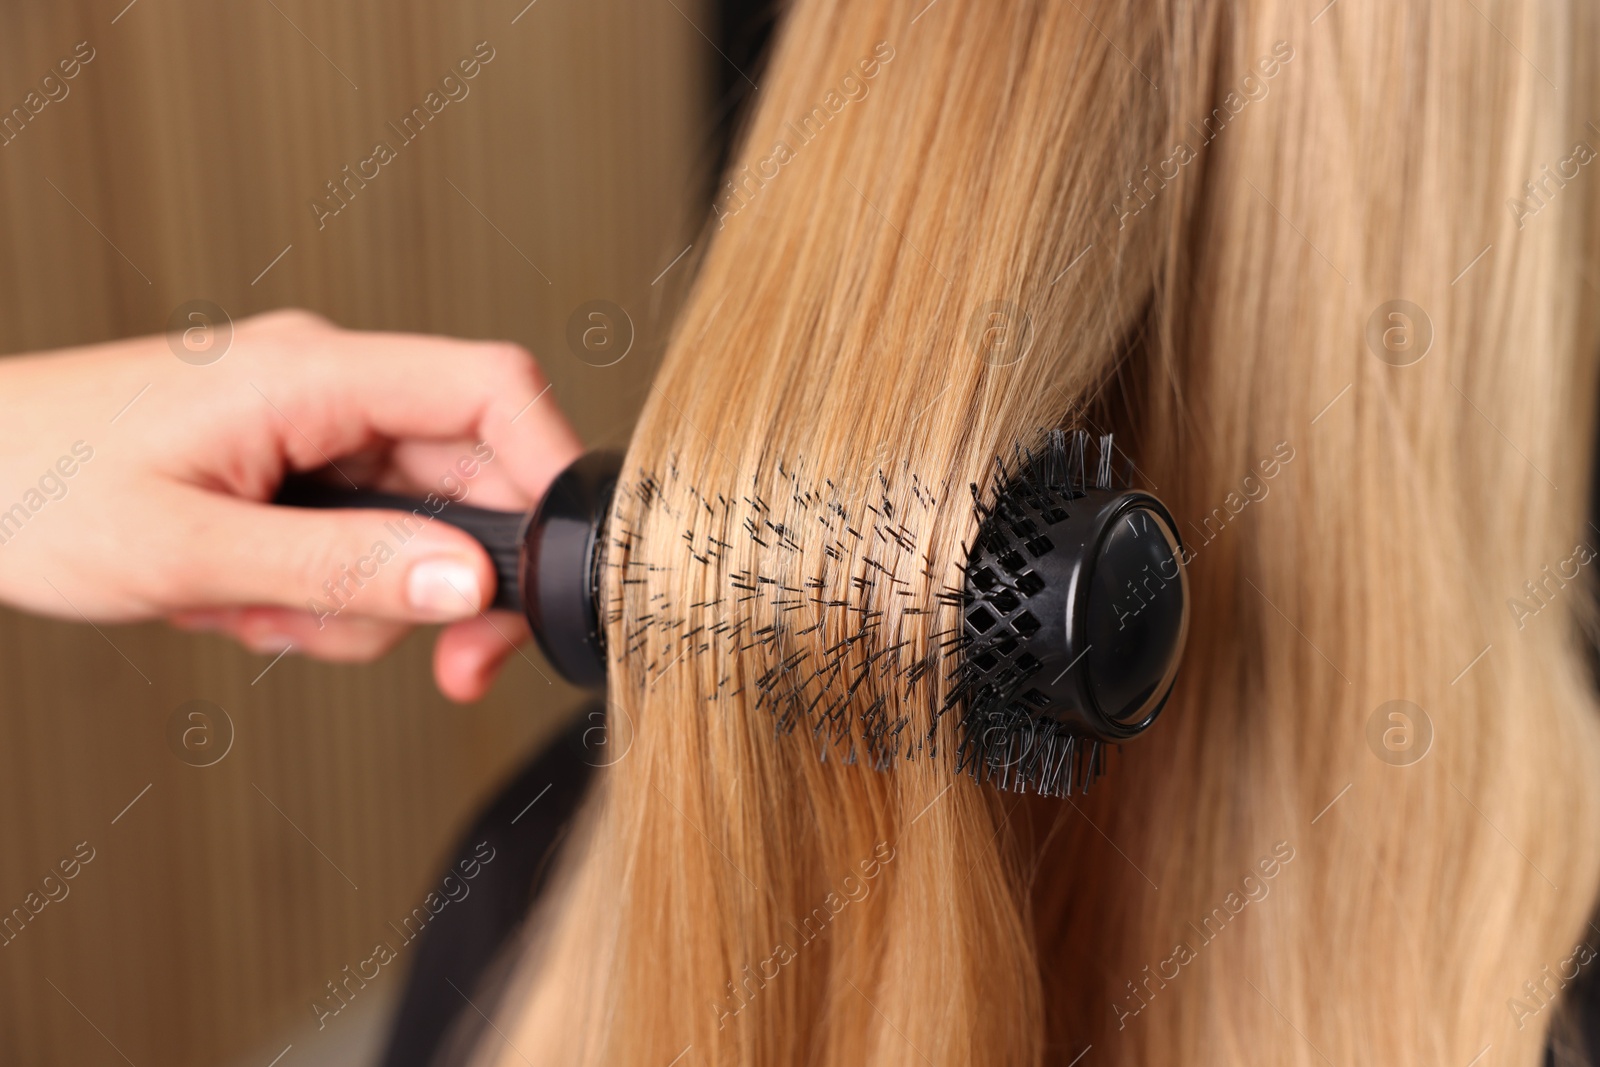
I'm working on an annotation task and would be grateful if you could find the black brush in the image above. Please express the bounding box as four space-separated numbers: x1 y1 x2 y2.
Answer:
274 432 1188 797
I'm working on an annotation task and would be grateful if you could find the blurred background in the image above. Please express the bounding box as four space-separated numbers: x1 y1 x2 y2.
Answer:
0 2 769 1063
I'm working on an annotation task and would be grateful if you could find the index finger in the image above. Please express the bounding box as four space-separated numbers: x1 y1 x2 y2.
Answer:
245 314 585 508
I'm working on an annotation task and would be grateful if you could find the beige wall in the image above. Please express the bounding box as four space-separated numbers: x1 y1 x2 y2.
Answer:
0 3 705 1063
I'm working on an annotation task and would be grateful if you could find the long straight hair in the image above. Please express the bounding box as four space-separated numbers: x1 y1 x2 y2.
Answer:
478 1 1600 1063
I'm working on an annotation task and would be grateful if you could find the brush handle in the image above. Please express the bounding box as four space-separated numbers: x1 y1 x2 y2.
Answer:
273 451 622 690
272 477 529 612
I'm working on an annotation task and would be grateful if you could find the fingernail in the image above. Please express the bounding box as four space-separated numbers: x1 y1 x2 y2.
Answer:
407 558 481 620
247 632 294 655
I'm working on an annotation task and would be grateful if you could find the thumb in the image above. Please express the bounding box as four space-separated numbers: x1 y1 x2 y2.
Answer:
161 486 499 624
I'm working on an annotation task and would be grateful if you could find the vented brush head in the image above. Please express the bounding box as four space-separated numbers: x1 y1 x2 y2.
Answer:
953 431 1188 796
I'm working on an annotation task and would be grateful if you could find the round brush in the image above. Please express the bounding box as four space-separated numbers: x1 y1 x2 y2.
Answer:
275 432 1188 797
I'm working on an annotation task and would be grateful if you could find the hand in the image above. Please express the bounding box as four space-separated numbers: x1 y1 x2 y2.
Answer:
0 309 584 701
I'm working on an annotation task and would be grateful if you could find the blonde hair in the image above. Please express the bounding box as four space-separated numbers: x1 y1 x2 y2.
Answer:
480 0 1600 1063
